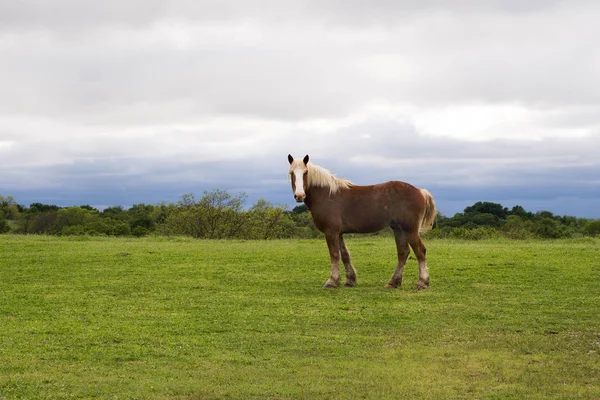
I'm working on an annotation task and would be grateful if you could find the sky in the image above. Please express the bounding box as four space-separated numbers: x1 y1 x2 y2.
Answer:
1 0 599 217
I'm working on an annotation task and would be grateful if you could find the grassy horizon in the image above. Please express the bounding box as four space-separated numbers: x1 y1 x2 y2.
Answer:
1 235 599 399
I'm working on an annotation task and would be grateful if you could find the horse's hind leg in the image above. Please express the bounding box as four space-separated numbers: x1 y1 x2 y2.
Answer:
385 229 410 288
340 235 357 287
406 231 429 290
323 231 342 288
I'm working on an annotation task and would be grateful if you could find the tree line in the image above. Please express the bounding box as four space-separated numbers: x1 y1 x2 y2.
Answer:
1 193 599 239
0 191 320 239
434 201 600 239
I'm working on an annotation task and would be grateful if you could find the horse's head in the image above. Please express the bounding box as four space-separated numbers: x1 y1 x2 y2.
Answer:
288 154 309 202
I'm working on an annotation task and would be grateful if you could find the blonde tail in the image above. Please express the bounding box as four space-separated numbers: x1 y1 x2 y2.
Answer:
419 189 437 233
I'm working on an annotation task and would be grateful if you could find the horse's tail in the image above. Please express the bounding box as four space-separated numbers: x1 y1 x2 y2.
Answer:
419 188 437 233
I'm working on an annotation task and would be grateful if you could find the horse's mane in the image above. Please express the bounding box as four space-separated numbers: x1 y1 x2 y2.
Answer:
307 163 353 194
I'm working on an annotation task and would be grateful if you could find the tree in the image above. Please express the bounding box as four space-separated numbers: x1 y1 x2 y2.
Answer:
0 217 9 233
292 204 308 214
199 190 248 239
30 211 59 234
158 191 250 239
0 195 20 220
535 210 556 220
584 220 600 237
156 196 203 237
246 199 294 239
501 215 533 239
128 204 160 235
1 204 20 220
111 221 131 236
441 211 501 228
55 207 92 234
0 195 17 207
29 203 60 213
466 212 502 228
509 205 533 220
159 204 207 238
533 218 567 239
464 202 508 220
178 193 196 208
102 206 128 222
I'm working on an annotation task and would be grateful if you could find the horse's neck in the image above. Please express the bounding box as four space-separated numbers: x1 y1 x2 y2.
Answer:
304 186 335 210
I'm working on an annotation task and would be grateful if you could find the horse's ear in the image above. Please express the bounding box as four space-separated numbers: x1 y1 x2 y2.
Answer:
288 154 294 164
303 155 309 165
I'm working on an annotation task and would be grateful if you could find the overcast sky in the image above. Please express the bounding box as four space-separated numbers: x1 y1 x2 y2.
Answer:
1 0 599 217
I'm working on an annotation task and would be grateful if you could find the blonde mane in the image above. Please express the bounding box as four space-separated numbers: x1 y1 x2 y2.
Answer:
307 163 353 195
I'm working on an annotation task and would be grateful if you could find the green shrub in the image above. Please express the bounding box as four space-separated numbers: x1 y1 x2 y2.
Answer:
450 227 499 240
421 228 448 240
533 218 569 239
584 220 600 237
501 216 533 240
132 226 149 237
0 217 10 233
61 225 86 236
111 221 131 236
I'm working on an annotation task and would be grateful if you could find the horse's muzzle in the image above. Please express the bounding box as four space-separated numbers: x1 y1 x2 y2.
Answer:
294 194 305 202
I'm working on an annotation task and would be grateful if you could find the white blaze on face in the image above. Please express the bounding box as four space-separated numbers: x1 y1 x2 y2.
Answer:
292 166 306 202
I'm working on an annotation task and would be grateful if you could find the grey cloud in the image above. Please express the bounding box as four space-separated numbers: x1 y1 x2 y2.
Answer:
0 29 367 122
5 149 600 217
3 119 599 215
2 0 600 126
1 1 599 217
0 1 574 32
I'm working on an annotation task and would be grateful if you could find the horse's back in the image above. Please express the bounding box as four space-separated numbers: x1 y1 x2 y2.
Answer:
338 181 425 233
345 181 424 205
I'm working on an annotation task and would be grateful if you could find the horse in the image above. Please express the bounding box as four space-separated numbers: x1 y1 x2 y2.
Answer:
287 154 436 289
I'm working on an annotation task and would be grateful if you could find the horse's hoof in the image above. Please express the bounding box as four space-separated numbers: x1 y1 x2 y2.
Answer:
323 283 339 289
384 283 398 289
416 283 428 290
344 282 356 287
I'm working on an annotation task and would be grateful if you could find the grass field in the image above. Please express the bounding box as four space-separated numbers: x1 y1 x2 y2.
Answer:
1 235 599 399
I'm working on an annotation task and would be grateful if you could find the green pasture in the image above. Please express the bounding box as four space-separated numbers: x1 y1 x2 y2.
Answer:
1 235 599 399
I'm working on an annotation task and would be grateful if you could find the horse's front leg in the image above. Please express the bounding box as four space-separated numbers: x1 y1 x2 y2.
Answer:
340 235 357 287
323 231 342 288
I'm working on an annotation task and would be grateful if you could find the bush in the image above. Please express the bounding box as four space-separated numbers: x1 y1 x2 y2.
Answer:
111 221 131 236
26 211 58 234
2 195 594 240
132 226 149 237
533 218 568 239
83 220 112 236
501 216 533 240
293 226 321 239
421 228 448 240
245 200 295 239
61 225 86 236
450 227 500 240
0 217 9 233
584 220 600 237
55 207 90 232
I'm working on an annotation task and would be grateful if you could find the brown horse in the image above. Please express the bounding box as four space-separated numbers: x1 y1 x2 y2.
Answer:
288 154 436 289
